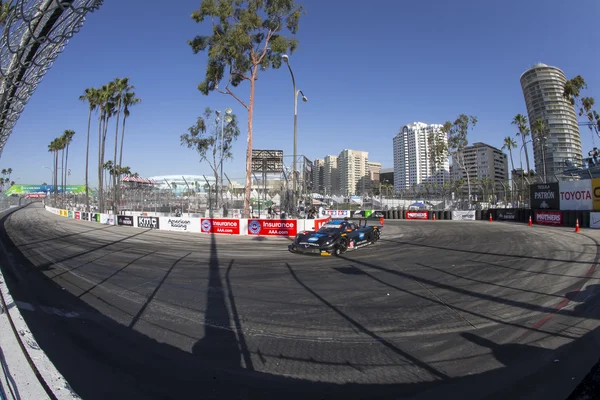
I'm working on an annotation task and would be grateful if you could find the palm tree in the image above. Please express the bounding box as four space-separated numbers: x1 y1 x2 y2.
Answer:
79 87 98 212
118 91 140 186
6 167 11 182
502 136 518 176
0 1 12 25
62 130 75 195
111 78 134 211
532 118 548 182
512 114 531 173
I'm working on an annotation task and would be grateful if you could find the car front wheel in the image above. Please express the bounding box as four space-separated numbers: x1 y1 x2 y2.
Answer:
335 237 349 256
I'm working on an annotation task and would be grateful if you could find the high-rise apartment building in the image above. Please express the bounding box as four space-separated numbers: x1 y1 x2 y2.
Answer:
452 142 509 192
520 63 582 177
323 155 339 195
312 159 325 194
393 122 449 193
338 149 369 195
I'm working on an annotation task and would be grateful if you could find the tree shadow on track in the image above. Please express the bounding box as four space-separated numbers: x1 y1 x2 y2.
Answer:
3 206 600 400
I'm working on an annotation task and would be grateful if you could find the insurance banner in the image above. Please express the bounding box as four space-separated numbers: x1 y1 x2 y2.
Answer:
248 219 297 236
201 218 240 234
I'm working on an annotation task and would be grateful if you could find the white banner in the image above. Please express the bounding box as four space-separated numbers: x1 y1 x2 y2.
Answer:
559 180 592 210
591 213 600 229
100 213 115 225
452 211 476 221
158 217 201 232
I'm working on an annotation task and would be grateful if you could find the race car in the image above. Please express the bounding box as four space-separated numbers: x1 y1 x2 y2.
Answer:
288 219 381 256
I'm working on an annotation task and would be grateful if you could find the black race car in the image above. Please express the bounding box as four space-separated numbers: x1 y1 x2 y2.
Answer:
288 219 381 256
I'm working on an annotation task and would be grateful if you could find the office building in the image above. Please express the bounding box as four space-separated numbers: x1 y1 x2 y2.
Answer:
323 155 339 195
380 168 394 186
393 122 449 193
520 63 582 177
452 142 509 192
312 159 325 194
338 149 369 195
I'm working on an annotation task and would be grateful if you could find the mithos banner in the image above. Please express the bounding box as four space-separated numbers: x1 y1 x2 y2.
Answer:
248 219 297 236
559 180 592 210
406 211 429 220
530 183 559 209
536 211 562 226
201 218 240 234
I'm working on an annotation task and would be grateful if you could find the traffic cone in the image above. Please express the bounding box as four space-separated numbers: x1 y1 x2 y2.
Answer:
575 218 580 233
489 213 493 222
528 215 533 226
379 217 385 226
433 213 437 221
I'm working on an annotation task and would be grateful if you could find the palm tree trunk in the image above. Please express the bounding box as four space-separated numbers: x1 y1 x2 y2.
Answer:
118 115 127 194
98 110 103 213
508 149 515 205
85 108 91 212
61 148 65 206
113 98 121 213
100 114 109 212
522 136 531 173
243 79 255 219
65 143 70 199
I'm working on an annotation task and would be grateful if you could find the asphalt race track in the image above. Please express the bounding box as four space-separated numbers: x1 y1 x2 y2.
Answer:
2 203 600 400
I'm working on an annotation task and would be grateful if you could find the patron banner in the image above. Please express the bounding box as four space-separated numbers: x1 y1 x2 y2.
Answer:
248 219 297 236
406 211 429 220
530 183 560 210
559 180 592 210
535 211 562 226
496 210 517 221
451 211 476 221
200 218 240 234
117 215 134 227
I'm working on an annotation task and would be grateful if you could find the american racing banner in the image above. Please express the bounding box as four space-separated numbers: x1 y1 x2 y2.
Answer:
451 211 475 221
406 211 429 220
496 210 516 221
117 215 134 226
535 211 562 226
159 217 199 232
530 183 559 210
248 219 297 236
201 218 240 234
559 180 592 211
137 216 159 229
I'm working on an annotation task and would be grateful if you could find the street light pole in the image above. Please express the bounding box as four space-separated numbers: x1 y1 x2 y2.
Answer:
282 54 307 216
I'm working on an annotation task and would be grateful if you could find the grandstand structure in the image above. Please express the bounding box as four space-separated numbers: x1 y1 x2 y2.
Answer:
0 0 103 157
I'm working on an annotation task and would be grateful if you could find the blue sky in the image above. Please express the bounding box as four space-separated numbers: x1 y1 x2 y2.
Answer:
1 0 599 185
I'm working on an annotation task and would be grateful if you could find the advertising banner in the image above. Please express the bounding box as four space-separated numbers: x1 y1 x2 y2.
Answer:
406 211 429 220
60 209 68 217
530 183 560 210
68 210 74 218
201 218 240 234
535 211 562 226
451 211 476 221
100 214 115 225
75 212 81 220
326 210 351 218
496 210 517 221
248 219 297 236
314 217 331 230
559 180 592 210
117 215 134 227
81 212 89 221
137 216 160 229
92 213 100 222
593 178 600 211
591 212 600 229
159 217 200 232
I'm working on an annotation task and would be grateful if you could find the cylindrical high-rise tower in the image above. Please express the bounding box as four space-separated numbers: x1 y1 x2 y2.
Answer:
520 63 582 179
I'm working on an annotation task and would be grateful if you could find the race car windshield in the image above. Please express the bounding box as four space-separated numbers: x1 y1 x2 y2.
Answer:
319 223 342 231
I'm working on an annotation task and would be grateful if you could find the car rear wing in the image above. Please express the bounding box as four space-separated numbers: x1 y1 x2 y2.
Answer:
345 216 384 228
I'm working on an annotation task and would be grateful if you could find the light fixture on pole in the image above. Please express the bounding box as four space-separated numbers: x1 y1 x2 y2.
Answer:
282 53 308 216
